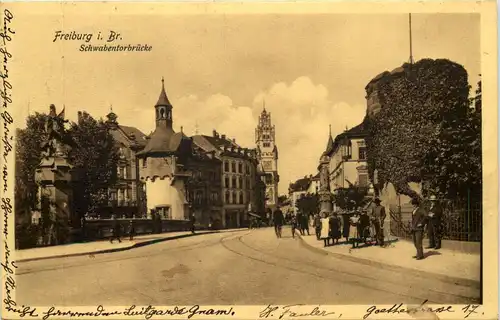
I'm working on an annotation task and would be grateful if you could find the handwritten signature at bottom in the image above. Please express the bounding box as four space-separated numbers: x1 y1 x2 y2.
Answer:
259 304 340 319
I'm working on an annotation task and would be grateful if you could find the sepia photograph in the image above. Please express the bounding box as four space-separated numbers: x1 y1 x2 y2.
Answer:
1 2 498 319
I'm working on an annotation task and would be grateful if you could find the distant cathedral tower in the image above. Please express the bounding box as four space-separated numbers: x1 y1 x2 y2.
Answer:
255 103 279 209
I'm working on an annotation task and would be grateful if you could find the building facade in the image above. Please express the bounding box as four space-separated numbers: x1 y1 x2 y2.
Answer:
306 173 320 194
98 110 148 218
288 176 310 215
193 131 262 228
255 106 279 210
323 123 371 192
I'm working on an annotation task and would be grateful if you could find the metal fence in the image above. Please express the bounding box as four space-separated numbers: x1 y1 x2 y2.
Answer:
390 199 482 242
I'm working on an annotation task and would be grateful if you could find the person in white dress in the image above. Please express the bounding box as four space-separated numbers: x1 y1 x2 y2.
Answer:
320 212 331 247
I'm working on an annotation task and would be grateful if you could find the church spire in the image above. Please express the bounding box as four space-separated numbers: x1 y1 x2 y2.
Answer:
325 124 334 155
154 77 173 129
156 76 172 107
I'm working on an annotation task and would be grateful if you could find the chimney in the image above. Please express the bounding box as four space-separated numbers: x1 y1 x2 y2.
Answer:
213 130 217 137
221 134 226 140
232 138 236 143
77 111 83 124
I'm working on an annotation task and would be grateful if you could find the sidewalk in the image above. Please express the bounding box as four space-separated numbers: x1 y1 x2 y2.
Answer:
16 229 243 263
299 234 480 285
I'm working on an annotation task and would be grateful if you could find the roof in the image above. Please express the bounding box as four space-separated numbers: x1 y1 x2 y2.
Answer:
156 78 172 107
325 122 367 157
136 126 191 157
119 125 147 147
191 134 255 160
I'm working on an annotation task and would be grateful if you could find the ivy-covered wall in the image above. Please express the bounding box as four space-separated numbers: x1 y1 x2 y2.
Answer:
364 58 481 203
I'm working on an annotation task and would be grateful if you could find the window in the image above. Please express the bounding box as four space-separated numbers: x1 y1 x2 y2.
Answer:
238 162 243 173
239 177 243 189
358 147 367 160
225 177 230 188
231 162 236 172
263 142 270 147
232 177 237 189
247 178 252 189
246 165 251 175
239 192 244 204
156 206 171 219
224 161 229 172
225 191 230 204
358 174 369 187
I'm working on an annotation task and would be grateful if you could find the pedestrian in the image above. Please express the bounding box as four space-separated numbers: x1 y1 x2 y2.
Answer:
290 214 298 238
313 213 322 240
427 195 443 250
342 211 350 243
370 198 386 246
349 211 361 248
296 212 304 235
301 213 310 236
411 197 427 260
128 220 135 241
190 214 196 234
273 207 285 238
359 210 370 243
329 212 342 245
110 215 122 243
320 212 331 247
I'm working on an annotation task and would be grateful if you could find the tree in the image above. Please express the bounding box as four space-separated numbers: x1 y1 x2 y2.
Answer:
68 112 119 217
332 185 369 211
277 195 289 206
295 193 319 216
15 113 48 220
365 59 478 202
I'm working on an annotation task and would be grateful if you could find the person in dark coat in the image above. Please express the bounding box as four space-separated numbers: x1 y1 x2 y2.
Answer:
128 220 135 241
273 208 285 238
290 214 298 239
370 198 386 246
329 212 342 245
313 213 321 240
301 213 310 236
110 215 122 243
427 195 443 249
190 214 196 234
359 210 371 243
342 212 350 242
296 212 304 235
411 198 427 260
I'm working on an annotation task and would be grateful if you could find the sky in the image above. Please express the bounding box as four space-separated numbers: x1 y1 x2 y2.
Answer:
10 5 480 195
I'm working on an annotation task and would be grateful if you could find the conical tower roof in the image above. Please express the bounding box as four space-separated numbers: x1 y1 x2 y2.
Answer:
323 125 334 155
156 77 172 107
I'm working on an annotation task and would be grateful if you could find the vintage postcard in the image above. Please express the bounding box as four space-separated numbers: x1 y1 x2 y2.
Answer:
1 1 498 319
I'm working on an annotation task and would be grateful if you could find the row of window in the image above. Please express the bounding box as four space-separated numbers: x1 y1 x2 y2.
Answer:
224 176 253 189
225 190 251 205
224 160 251 174
109 188 135 202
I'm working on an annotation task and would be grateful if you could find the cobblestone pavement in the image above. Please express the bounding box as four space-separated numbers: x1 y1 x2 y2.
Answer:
16 227 480 306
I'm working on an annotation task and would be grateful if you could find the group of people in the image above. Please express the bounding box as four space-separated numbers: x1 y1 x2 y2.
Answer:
311 198 386 248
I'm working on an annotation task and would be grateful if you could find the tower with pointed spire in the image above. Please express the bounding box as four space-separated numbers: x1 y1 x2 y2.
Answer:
255 101 279 209
136 78 193 220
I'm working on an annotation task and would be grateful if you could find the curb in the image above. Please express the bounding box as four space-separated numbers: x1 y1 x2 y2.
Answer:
297 234 480 289
16 230 235 263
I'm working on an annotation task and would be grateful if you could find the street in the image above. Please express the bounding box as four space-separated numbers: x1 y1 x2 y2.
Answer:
16 228 480 306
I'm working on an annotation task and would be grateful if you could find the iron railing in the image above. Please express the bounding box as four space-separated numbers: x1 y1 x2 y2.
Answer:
390 199 482 242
